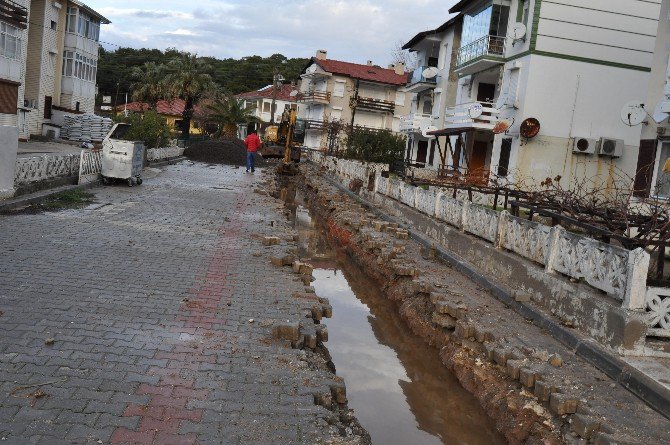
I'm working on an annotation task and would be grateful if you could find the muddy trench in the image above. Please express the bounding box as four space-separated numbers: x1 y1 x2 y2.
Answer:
278 181 506 445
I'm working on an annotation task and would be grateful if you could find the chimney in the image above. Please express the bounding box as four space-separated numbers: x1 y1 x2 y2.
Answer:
316 50 327 60
367 60 373 66
394 62 405 75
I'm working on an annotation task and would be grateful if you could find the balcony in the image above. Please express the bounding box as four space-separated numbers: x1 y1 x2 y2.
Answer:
444 101 500 131
455 35 506 75
0 1 28 29
299 91 331 104
405 66 438 94
354 97 395 114
399 113 433 134
304 119 326 131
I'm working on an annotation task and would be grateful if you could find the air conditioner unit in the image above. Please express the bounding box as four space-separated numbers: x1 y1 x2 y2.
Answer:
572 137 597 154
598 138 624 158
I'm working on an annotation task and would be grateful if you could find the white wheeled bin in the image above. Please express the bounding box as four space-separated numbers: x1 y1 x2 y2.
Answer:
101 123 145 187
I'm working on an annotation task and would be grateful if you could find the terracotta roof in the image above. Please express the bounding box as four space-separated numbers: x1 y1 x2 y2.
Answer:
236 84 300 102
115 99 204 117
312 59 410 86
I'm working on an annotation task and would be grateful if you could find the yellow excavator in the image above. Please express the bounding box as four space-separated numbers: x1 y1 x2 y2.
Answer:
259 108 305 174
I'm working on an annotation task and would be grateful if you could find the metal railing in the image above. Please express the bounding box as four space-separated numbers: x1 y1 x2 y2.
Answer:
399 113 432 133
408 66 438 86
304 119 326 131
456 35 506 67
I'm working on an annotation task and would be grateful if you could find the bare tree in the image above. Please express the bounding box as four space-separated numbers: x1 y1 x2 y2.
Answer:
390 40 418 71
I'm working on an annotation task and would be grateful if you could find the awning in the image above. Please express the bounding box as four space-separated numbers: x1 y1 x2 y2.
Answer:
427 127 477 136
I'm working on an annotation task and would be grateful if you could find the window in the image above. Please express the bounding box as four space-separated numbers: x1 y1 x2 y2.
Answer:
498 138 512 176
66 7 76 33
395 91 405 107
439 44 449 70
67 7 101 41
76 101 80 111
331 108 342 120
0 79 19 114
44 96 52 119
51 21 57 30
62 51 98 82
0 22 21 60
422 99 432 115
333 81 345 98
522 0 530 27
263 102 271 113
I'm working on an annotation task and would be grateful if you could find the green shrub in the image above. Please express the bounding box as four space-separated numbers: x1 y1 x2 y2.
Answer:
115 110 170 148
343 128 406 164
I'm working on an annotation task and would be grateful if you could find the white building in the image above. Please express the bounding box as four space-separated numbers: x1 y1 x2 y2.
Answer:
23 0 109 139
236 84 301 126
639 0 670 199
297 50 410 151
399 16 461 169
0 1 30 136
429 0 660 189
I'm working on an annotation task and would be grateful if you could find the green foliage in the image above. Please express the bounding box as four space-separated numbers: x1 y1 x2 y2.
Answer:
98 48 309 100
343 128 406 164
117 110 171 148
204 96 260 137
131 62 167 107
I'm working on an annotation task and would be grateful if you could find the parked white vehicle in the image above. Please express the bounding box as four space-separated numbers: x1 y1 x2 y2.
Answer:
101 123 144 187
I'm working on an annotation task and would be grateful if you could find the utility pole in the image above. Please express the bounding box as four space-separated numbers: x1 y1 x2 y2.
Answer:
270 69 284 124
347 79 360 152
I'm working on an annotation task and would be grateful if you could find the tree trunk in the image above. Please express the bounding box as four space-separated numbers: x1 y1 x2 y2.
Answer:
181 98 194 140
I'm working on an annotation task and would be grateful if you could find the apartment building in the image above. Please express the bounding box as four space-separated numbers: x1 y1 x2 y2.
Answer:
399 16 461 169
423 0 659 189
0 1 29 135
638 0 670 199
297 50 410 151
21 0 108 139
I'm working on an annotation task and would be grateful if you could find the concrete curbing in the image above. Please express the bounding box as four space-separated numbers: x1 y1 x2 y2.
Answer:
321 169 670 421
0 181 100 213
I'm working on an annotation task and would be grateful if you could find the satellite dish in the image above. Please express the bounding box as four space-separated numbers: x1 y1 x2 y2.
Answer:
511 23 527 40
422 67 439 79
653 101 670 124
621 101 647 126
467 103 484 119
422 125 438 138
493 119 512 134
290 90 299 97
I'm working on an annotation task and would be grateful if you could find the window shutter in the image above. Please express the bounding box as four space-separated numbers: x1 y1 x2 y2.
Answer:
0 80 19 114
333 82 345 98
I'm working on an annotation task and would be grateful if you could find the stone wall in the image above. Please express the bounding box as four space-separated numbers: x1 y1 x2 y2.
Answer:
147 147 185 162
15 153 81 187
310 154 667 344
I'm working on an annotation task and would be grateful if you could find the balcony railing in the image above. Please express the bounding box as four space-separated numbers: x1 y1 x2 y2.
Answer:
304 119 326 131
456 35 506 67
299 91 331 103
354 96 395 113
399 113 432 133
445 101 500 130
0 1 28 29
408 66 438 86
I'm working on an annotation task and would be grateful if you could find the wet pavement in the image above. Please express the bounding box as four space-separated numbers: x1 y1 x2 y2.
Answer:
0 162 362 445
291 201 505 445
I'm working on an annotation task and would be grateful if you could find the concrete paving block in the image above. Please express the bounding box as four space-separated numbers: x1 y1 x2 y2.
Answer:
519 367 538 388
550 393 579 415
570 414 601 440
455 321 474 339
484 343 496 361
506 359 524 380
262 236 281 246
534 379 557 402
316 325 328 342
272 322 301 342
331 384 347 404
594 432 643 445
493 347 511 366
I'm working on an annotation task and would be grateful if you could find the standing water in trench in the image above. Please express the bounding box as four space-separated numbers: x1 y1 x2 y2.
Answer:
289 197 506 445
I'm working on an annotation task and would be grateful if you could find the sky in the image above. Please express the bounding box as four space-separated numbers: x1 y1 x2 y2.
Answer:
85 0 458 65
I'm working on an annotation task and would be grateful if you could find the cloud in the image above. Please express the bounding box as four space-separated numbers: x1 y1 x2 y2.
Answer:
86 0 458 65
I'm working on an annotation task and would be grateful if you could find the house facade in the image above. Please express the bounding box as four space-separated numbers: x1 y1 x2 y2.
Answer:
23 0 109 140
427 0 660 190
0 1 29 136
114 99 205 136
297 50 410 151
399 16 461 169
639 0 670 199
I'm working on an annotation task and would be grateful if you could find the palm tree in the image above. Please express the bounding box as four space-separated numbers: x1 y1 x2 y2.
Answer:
162 52 216 139
130 62 166 109
205 96 260 138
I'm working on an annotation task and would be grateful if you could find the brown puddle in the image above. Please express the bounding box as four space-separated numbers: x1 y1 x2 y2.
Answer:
292 200 506 445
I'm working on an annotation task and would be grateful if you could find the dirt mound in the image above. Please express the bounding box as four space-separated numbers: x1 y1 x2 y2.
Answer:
184 137 268 167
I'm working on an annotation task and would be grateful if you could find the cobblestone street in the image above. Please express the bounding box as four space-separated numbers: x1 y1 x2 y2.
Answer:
0 162 354 445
